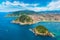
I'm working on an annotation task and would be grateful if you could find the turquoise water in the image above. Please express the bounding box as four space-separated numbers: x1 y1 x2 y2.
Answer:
0 12 60 40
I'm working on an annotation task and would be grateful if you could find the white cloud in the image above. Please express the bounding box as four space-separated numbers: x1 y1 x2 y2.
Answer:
0 1 39 12
26 0 60 12
47 1 60 10
0 0 60 12
2 1 38 7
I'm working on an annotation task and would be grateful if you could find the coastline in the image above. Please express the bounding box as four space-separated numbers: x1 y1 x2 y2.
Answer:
7 14 60 24
11 20 35 25
11 19 60 25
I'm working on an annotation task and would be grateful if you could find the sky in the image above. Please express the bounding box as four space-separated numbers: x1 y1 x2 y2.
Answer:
0 0 60 12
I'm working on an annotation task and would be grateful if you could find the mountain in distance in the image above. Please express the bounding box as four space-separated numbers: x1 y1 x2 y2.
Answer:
9 10 60 15
38 10 60 14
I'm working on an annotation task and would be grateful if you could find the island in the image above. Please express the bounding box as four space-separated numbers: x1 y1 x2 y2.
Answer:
29 25 55 37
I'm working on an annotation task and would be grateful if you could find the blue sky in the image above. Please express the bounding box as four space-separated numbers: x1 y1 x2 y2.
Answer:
0 0 60 12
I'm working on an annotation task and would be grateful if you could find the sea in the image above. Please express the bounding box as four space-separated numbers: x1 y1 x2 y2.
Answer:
0 12 60 40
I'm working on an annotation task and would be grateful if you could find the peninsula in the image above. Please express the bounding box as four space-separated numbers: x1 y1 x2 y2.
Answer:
11 14 60 25
6 11 60 25
12 14 34 25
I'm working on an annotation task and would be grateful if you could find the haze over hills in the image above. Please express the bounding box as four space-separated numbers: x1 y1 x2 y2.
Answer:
10 10 60 14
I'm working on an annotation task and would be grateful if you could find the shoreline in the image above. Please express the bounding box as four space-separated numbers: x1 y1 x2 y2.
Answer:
7 14 60 23
11 20 35 25
11 20 60 25
9 14 60 25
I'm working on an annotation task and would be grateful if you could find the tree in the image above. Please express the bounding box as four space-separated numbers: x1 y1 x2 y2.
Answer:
19 14 33 23
35 25 48 33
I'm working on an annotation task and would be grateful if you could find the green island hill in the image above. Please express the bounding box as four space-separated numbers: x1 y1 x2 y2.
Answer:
29 25 55 37
12 14 35 25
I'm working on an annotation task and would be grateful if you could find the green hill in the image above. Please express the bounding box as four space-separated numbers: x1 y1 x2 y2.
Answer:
19 14 33 23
